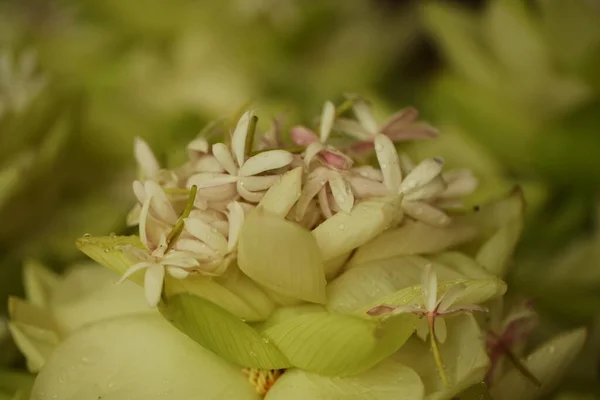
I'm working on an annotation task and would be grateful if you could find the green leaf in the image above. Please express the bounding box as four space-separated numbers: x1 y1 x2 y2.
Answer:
348 218 477 267
263 310 416 376
160 293 291 370
491 328 587 400
428 252 495 279
395 315 489 399
0 370 34 396
76 235 145 285
258 167 303 218
312 195 402 264
30 314 261 400
265 357 424 400
238 209 327 304
164 267 275 322
22 260 60 308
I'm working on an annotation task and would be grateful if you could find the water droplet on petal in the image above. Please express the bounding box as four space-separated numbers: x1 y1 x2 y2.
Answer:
338 224 345 231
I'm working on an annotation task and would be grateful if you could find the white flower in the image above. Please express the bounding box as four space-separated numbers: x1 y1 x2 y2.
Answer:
187 111 294 204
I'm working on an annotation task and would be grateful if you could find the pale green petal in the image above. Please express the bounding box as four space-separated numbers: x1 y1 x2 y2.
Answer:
254 304 327 332
491 328 587 400
238 210 327 303
76 236 146 285
428 252 495 279
22 260 59 308
49 264 154 334
7 322 59 373
266 357 424 400
258 167 303 218
313 195 402 262
349 218 477 266
394 315 489 400
30 314 261 400
160 293 291 369
165 267 275 322
263 310 416 376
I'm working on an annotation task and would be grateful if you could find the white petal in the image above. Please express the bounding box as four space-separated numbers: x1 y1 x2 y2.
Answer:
399 158 444 194
132 180 146 204
353 100 379 134
144 264 165 307
421 264 437 312
440 169 478 199
374 134 402 192
116 261 153 285
403 177 446 202
144 180 178 224
347 175 389 198
236 181 265 203
138 194 153 249
212 143 239 175
352 166 383 181
162 252 200 268
188 172 239 189
226 201 245 252
184 218 228 255
231 111 253 166
166 266 190 280
173 238 218 258
304 142 326 166
334 118 371 140
187 137 209 154
328 171 354 213
134 137 160 177
238 175 280 192
317 186 333 219
319 101 336 143
239 150 293 177
126 203 142 227
403 201 451 226
295 169 328 221
192 155 225 173
436 283 467 314
434 317 447 344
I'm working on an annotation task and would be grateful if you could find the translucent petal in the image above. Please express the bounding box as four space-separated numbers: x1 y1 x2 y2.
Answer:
258 167 302 218
491 328 586 400
374 134 402 191
238 210 327 303
436 283 467 314
262 310 415 376
212 143 239 175
400 158 444 194
403 200 451 226
187 172 239 189
313 195 402 262
239 150 293 176
334 118 371 140
144 264 165 307
8 322 59 373
395 315 489 399
290 126 319 146
29 314 261 400
327 171 354 214
319 101 336 143
349 218 477 266
133 137 160 177
184 218 228 255
265 355 424 400
379 107 419 134
144 180 177 224
232 110 253 166
160 294 290 369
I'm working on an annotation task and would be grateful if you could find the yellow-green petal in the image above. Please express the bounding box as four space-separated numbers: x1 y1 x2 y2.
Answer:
30 314 261 400
22 260 59 308
265 357 424 400
349 218 477 267
238 210 327 303
258 167 303 217
160 293 291 369
313 195 402 262
262 310 416 376
491 328 587 400
76 235 146 285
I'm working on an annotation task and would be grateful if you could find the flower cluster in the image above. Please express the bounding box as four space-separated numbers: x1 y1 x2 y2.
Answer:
122 98 477 307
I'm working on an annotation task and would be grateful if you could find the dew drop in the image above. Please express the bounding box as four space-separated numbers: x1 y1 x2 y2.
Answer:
375 143 383 151
338 224 345 231
381 163 388 170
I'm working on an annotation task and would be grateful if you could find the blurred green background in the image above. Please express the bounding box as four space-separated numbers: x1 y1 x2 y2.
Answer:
1 0 599 397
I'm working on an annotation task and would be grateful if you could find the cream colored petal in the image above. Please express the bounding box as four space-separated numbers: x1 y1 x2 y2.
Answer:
317 187 333 219
184 218 228 255
353 100 379 134
440 169 478 199
231 110 253 166
347 175 389 198
436 283 467 314
144 180 177 224
134 137 160 177
166 266 190 280
188 172 239 189
162 252 200 268
227 201 245 252
237 181 265 203
327 171 354 214
319 101 336 143
258 167 302 218
239 150 293 177
126 203 142 227
374 134 402 191
421 264 438 312
295 169 328 221
193 155 225 173
400 158 444 194
138 194 153 249
116 261 153 285
174 238 219 258
187 137 209 154
352 165 383 181
403 176 446 202
212 143 239 175
196 185 238 204
304 142 326 166
132 180 146 203
403 201 451 226
334 118 371 140
144 264 165 307
238 175 280 192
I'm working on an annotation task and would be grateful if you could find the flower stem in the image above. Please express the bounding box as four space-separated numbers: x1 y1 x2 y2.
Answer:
335 98 358 117
165 185 197 251
244 115 258 159
429 316 450 387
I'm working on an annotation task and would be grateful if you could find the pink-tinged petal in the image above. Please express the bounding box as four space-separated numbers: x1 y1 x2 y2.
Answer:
290 125 319 146
187 172 239 189
231 110 253 166
402 200 451 226
380 107 420 133
295 168 328 221
321 150 352 170
134 137 160 177
236 181 265 203
386 124 439 142
319 101 336 143
144 264 166 307
442 305 489 315
116 261 153 284
348 140 375 156
239 150 293 177
421 264 438 312
367 304 397 316
328 171 354 214
212 143 238 175
374 134 402 192
317 186 333 219
399 158 444 194
304 142 326 166
434 317 448 344
226 201 245 252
